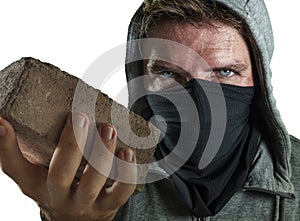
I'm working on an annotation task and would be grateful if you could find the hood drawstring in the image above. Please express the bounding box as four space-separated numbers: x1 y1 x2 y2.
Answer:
279 197 285 221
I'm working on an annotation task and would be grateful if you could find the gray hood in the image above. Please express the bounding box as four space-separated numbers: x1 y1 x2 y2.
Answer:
125 0 294 196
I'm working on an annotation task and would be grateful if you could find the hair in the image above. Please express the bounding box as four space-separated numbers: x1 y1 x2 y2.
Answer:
140 0 246 38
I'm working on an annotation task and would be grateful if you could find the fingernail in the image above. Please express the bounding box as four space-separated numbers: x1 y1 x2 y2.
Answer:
101 125 114 140
124 149 134 162
73 114 86 128
0 125 6 137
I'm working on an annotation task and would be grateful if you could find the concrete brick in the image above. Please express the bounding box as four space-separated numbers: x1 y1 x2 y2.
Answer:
0 57 160 191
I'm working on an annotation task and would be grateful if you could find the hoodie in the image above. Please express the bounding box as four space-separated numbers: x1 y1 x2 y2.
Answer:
114 0 300 220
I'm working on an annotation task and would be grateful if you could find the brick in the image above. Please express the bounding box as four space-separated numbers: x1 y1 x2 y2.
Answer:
0 57 160 191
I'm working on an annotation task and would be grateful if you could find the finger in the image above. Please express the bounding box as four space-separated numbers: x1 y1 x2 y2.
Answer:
47 113 89 199
99 148 136 210
75 124 116 203
0 117 45 198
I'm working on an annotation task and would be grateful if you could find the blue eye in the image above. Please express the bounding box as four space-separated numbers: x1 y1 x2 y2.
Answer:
159 71 175 78
218 69 234 77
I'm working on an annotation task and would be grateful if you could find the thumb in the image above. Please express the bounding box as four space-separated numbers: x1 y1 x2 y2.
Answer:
0 117 27 178
0 117 44 199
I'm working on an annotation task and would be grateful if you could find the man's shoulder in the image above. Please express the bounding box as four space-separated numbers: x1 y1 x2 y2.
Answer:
284 135 300 219
290 135 300 149
290 135 300 168
290 135 300 179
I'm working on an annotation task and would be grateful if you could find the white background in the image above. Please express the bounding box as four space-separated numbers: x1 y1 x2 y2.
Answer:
0 0 299 220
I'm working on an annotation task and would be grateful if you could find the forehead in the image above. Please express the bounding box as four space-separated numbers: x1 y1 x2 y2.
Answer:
146 21 250 67
148 21 244 49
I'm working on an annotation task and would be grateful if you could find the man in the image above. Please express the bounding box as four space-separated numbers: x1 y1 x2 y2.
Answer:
0 0 299 221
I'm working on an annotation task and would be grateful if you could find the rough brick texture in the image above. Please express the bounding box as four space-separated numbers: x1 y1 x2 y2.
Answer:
0 57 160 191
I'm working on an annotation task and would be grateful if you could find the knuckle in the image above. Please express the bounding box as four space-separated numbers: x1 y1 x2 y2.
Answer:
50 204 65 216
47 175 71 190
0 165 9 175
129 184 136 195
60 139 81 152
41 200 95 221
84 187 100 199
113 195 129 208
0 165 15 177
19 185 31 197
19 185 33 196
71 208 86 217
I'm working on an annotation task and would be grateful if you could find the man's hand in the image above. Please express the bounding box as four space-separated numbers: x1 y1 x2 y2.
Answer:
0 113 136 221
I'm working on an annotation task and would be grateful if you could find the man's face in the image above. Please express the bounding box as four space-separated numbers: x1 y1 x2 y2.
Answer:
144 21 254 91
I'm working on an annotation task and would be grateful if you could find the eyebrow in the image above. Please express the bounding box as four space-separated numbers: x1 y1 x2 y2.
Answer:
148 60 190 74
148 60 249 74
209 62 249 72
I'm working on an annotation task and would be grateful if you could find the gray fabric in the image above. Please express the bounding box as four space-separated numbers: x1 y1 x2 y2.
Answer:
115 0 300 220
215 0 294 197
115 137 300 220
283 136 300 220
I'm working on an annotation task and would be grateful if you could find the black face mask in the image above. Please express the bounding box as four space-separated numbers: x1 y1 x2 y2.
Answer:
135 79 259 218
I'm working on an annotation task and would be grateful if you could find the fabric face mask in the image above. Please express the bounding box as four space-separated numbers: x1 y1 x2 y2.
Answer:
136 79 259 218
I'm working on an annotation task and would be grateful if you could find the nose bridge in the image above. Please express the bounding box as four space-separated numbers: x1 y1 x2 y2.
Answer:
186 64 211 82
188 72 208 81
